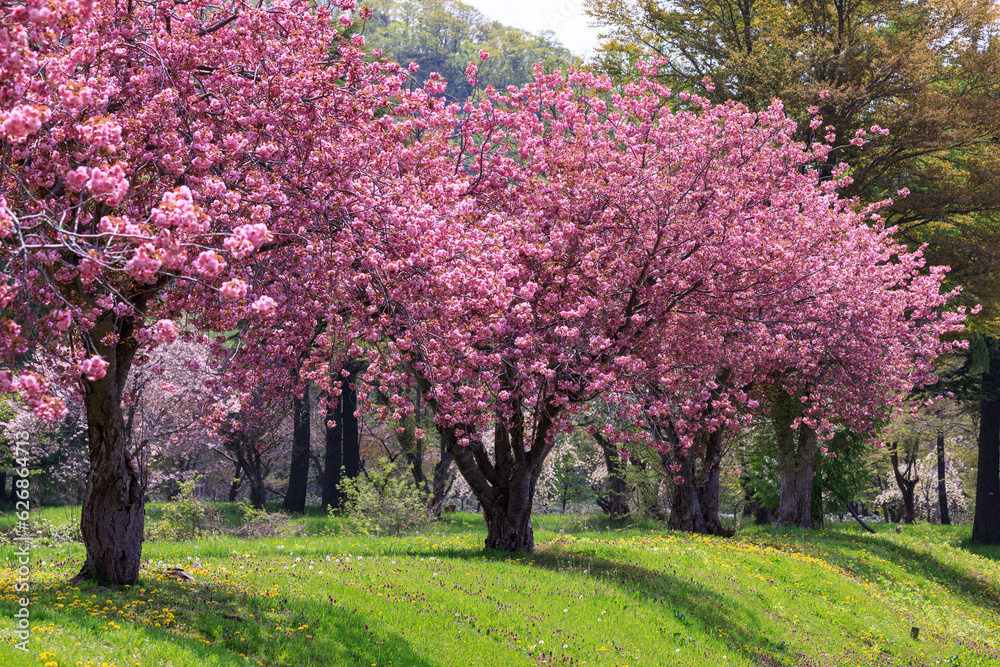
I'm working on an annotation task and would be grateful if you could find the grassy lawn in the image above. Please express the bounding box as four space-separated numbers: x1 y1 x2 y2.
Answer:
0 510 997 666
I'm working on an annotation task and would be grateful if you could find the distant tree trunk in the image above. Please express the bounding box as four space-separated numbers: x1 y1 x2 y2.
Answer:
772 389 817 529
628 454 666 520
73 311 146 586
310 452 324 499
321 388 343 510
431 439 455 512
593 432 630 520
321 362 363 510
937 432 950 526
283 384 311 513
342 367 361 482
401 417 427 488
226 427 268 509
972 383 1000 544
228 462 242 502
889 441 919 524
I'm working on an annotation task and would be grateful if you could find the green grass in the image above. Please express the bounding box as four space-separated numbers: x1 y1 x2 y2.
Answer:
0 511 998 666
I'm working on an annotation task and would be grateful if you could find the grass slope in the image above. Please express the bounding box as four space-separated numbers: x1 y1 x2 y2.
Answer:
0 512 998 666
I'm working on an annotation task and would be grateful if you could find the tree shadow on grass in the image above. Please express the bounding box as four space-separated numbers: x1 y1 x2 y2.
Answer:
411 543 798 666
784 530 1000 615
958 539 1000 563
20 576 434 667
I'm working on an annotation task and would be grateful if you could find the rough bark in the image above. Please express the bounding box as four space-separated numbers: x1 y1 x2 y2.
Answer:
283 384 311 513
936 432 951 526
972 387 1000 543
697 428 725 535
772 390 817 529
442 403 560 553
667 428 726 535
593 432 630 520
668 448 706 533
74 311 146 585
409 358 559 553
889 441 919 524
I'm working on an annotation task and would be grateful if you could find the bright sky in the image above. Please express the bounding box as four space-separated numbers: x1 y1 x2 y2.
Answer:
461 0 603 58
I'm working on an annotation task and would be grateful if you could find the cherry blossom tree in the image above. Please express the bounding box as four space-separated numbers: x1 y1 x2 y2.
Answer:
0 0 410 583
354 65 966 551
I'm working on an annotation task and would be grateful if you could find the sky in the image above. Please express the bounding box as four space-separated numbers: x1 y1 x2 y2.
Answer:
461 0 603 58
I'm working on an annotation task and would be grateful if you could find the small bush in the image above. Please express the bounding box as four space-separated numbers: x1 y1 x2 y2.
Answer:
232 500 295 538
337 457 431 537
148 477 217 541
22 516 82 546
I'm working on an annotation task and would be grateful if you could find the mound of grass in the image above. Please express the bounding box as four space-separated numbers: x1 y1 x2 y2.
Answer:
0 512 997 666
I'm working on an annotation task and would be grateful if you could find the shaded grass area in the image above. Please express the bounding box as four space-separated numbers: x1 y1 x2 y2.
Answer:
0 512 997 666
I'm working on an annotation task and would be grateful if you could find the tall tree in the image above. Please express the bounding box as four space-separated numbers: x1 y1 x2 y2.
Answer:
0 0 416 583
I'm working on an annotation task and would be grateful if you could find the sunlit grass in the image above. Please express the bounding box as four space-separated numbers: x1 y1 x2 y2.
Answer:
0 512 997 666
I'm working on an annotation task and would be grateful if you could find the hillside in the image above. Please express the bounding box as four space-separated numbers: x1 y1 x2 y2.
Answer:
1 513 998 666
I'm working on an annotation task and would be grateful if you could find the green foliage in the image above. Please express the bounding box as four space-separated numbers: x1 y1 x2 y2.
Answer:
363 0 580 101
337 457 431 536
622 447 669 519
148 477 217 541
742 420 877 516
545 451 596 511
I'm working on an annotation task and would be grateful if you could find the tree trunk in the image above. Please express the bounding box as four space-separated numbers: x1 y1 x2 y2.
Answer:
342 367 361 482
889 441 919 524
483 491 535 551
430 442 455 513
443 405 559 553
74 312 145 585
321 387 343 510
593 432 630 520
697 428 725 535
247 463 267 510
972 391 1000 543
668 448 707 533
283 384 311 513
667 428 726 535
228 462 242 502
774 423 818 529
228 429 267 510
773 390 817 529
322 363 363 510
937 432 950 526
